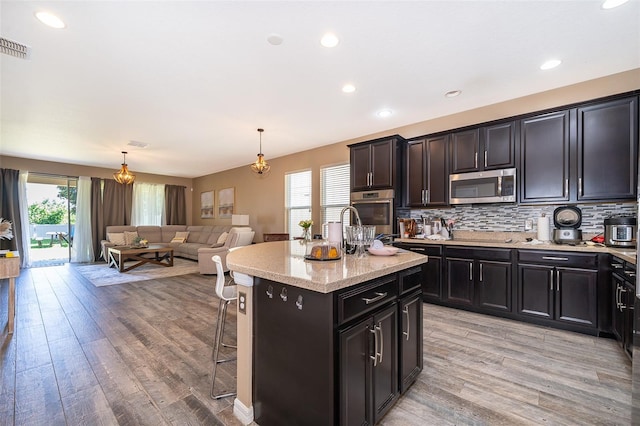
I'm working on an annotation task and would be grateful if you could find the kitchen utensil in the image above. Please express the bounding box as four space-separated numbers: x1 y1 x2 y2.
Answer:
552 206 583 244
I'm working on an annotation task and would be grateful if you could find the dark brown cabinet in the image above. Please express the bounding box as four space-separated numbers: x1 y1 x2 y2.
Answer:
517 250 598 331
405 135 448 207
450 122 516 174
611 257 635 359
393 243 443 302
445 247 513 314
350 137 403 191
577 97 638 201
398 291 423 393
520 110 571 203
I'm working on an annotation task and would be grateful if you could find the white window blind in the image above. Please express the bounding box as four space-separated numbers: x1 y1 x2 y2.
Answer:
285 170 312 238
321 164 351 227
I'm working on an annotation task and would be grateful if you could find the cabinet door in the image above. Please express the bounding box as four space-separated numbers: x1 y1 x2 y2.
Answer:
423 256 442 301
405 140 427 206
426 135 449 206
577 97 638 201
450 129 480 173
370 139 394 189
612 274 625 343
555 267 597 328
399 292 423 393
482 121 516 170
446 258 474 306
477 260 512 313
351 144 372 191
339 319 372 426
372 305 399 424
623 282 635 358
517 264 554 319
520 110 570 203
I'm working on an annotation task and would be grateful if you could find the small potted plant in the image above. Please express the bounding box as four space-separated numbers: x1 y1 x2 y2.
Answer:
298 219 313 242
133 236 148 248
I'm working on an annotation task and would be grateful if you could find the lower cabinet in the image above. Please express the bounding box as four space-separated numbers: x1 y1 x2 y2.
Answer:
444 247 513 314
517 250 599 332
393 243 443 302
611 257 635 359
254 269 424 426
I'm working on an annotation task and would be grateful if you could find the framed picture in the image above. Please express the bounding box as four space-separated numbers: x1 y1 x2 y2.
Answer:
200 191 214 219
218 187 234 218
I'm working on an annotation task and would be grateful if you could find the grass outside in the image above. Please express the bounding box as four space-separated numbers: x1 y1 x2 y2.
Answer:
30 237 70 249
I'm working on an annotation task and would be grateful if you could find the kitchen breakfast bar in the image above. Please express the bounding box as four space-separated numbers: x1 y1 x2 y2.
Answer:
226 240 427 425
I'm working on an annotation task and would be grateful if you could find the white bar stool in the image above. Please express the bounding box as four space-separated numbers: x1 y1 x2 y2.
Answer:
210 254 238 399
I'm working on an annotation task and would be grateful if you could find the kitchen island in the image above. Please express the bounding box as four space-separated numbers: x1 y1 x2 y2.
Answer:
226 240 428 425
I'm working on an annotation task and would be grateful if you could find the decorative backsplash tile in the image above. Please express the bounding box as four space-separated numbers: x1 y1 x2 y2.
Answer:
402 202 636 234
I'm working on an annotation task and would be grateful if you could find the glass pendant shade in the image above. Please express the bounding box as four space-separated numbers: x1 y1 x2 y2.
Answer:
250 128 270 175
113 151 136 184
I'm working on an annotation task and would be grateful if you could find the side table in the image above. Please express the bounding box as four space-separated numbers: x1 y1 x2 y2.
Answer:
0 252 20 334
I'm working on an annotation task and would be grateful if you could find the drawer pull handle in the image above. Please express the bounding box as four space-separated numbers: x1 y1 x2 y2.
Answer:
613 264 624 269
266 285 273 299
362 292 387 305
280 287 288 302
408 247 426 252
542 256 569 261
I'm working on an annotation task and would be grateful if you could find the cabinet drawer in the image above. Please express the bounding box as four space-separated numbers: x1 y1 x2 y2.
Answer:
337 275 398 325
399 266 422 295
395 243 442 256
518 250 598 269
446 246 512 262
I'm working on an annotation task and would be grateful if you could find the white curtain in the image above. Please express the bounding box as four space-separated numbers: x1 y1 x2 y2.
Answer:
131 182 165 226
71 176 94 263
18 171 31 268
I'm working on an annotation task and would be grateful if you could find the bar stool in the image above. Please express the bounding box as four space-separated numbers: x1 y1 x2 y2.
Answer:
210 255 237 399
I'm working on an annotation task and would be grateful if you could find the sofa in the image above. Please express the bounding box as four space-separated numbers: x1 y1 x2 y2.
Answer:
100 225 255 274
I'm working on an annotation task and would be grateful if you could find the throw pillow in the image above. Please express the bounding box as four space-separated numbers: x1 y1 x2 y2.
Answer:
217 232 229 244
209 242 224 248
174 231 190 241
107 232 126 245
171 237 186 243
124 231 139 245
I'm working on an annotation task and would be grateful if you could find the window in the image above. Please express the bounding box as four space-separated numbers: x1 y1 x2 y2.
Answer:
285 170 312 238
131 182 165 225
321 163 351 227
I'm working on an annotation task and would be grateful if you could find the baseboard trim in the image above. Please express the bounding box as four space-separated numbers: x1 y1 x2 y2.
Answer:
233 398 254 425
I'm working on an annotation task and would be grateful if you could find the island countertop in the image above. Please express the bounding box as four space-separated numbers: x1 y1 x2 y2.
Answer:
226 240 428 293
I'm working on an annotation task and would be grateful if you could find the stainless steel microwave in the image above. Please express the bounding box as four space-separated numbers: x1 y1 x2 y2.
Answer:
449 168 516 205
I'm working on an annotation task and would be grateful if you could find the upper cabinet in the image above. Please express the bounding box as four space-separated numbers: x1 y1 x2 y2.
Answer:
520 110 571 204
577 97 638 202
450 122 516 174
405 135 448 207
350 136 404 191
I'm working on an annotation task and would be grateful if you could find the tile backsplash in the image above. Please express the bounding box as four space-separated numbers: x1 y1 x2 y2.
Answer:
402 202 636 234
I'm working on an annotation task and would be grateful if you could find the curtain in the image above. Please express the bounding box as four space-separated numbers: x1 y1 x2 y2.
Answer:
102 180 133 226
165 184 186 225
17 171 30 268
132 182 165 226
0 169 23 257
90 177 104 261
71 176 94 263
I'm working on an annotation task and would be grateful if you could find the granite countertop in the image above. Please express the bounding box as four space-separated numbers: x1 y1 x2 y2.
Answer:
394 230 637 264
226 240 427 293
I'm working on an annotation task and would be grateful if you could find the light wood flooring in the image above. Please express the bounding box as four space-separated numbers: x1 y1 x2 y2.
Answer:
0 264 632 425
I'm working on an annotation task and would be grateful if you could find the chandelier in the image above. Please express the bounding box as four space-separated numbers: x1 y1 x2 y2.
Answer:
113 151 136 185
250 128 271 175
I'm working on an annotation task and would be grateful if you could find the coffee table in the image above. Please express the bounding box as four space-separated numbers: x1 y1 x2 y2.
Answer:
107 244 174 273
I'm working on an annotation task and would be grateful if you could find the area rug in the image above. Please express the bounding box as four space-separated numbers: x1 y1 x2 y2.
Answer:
76 258 200 287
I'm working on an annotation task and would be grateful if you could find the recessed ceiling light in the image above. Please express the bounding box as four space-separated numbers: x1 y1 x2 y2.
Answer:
540 59 562 70
267 33 284 46
35 11 65 29
320 33 339 48
377 109 393 118
445 90 462 98
602 0 629 9
342 84 356 93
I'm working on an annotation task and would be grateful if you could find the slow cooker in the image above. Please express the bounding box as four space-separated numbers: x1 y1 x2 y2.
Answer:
552 206 583 244
604 216 636 247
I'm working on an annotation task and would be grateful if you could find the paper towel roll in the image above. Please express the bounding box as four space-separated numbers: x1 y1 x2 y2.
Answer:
537 215 550 241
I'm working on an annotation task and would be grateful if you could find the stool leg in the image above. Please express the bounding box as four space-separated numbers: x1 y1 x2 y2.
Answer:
211 298 237 399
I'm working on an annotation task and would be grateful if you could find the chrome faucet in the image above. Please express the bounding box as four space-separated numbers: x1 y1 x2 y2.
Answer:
340 206 362 227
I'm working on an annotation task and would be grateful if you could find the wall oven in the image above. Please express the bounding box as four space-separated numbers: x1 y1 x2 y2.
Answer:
449 167 516 205
350 189 395 236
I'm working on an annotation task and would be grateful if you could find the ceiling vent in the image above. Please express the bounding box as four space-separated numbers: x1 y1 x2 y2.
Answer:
1 37 31 60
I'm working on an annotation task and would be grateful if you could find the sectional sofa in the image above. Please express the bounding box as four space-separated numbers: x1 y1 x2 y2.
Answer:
100 225 254 273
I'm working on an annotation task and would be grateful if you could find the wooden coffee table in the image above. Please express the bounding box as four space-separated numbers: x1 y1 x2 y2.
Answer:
108 244 174 273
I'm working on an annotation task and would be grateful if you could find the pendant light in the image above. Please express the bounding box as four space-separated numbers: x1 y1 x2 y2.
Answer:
113 151 136 184
250 128 271 175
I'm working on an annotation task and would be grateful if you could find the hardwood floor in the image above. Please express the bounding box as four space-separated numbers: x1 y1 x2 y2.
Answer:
0 264 632 425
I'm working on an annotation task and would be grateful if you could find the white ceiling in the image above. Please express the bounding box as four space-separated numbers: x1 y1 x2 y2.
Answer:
1 1 639 178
